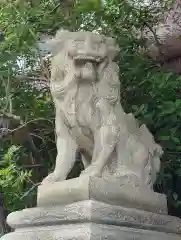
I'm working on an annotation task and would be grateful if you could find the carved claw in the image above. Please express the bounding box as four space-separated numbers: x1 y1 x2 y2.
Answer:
41 172 66 184
80 166 102 178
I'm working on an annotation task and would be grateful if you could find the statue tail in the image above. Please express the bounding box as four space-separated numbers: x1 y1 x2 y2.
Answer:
115 107 163 186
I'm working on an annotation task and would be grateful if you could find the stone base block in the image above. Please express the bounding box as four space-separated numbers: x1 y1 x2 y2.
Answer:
37 176 167 214
1 200 181 240
1 223 181 240
1 177 180 240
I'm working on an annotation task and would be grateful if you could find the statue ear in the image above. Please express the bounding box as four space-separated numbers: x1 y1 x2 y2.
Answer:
108 45 120 62
46 39 64 56
45 30 69 56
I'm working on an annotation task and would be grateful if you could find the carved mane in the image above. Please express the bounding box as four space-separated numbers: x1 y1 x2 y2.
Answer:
49 31 121 107
96 60 121 105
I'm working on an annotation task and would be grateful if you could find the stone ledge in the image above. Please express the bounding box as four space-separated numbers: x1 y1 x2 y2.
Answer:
6 200 181 235
1 223 181 240
37 176 167 214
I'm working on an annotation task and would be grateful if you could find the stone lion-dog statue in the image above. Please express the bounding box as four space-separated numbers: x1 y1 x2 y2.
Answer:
42 30 163 189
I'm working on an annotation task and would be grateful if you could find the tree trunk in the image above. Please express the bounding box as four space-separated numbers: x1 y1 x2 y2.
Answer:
0 189 9 236
144 0 181 74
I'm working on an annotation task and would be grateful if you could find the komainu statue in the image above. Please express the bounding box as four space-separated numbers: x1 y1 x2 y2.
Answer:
42 30 163 189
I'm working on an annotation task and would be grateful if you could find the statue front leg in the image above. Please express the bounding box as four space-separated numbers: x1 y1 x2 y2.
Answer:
81 124 119 177
42 111 77 184
81 99 119 177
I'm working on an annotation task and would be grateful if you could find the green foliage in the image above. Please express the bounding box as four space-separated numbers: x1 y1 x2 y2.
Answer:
0 145 32 212
121 58 181 196
0 0 180 217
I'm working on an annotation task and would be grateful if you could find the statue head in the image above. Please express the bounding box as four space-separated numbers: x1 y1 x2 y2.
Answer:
48 30 119 65
50 30 121 102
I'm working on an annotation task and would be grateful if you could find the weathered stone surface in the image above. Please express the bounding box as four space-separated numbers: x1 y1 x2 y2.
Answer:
38 177 167 214
41 30 163 189
6 200 181 234
1 223 181 240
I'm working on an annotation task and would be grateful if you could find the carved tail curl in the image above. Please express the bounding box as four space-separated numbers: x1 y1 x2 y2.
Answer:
116 111 163 188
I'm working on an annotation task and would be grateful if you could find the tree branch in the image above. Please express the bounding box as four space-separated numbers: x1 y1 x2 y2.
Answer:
143 21 165 60
20 183 41 200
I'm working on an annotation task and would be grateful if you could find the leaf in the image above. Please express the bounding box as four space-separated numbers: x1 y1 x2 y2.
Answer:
173 192 178 201
176 146 181 151
76 0 102 12
171 137 180 144
175 168 181 176
159 136 170 141
175 99 181 108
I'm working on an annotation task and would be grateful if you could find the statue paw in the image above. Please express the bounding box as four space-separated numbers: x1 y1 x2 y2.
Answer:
41 172 66 184
80 166 101 178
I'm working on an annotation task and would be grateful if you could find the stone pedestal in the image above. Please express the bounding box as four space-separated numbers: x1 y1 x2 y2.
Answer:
1 177 181 240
